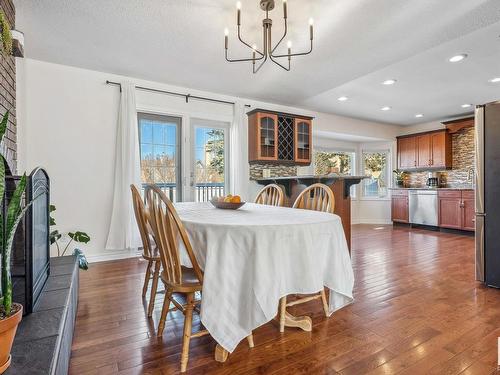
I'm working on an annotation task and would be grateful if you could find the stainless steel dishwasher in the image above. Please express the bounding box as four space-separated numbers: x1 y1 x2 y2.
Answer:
409 190 438 226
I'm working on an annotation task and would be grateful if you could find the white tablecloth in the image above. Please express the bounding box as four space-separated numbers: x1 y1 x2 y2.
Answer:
175 202 354 353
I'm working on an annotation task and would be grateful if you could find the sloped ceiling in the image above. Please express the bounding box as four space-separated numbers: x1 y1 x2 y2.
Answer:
15 0 500 124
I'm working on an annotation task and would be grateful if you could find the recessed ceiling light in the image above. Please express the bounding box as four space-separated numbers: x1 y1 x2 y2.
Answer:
382 79 397 85
337 96 348 101
381 106 391 111
415 114 424 118
449 54 467 62
489 77 500 83
461 104 472 108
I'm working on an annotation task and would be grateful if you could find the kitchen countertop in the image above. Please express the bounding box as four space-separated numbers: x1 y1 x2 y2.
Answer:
390 187 474 190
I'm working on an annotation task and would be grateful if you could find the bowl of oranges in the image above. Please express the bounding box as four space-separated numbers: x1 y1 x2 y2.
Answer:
210 194 245 210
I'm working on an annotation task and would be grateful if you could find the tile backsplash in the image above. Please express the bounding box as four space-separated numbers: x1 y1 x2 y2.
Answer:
249 163 297 180
406 127 474 187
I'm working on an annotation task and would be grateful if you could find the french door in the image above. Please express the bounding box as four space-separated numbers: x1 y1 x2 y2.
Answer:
138 113 182 201
188 118 230 202
138 113 229 202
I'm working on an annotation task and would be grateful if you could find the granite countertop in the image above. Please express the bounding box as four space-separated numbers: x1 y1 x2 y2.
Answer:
254 174 369 181
390 186 474 190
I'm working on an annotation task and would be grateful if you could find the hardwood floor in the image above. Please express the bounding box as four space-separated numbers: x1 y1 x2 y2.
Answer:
69 225 500 374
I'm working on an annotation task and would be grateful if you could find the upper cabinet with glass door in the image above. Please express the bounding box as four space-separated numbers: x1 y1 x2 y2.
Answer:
294 118 312 164
247 109 313 165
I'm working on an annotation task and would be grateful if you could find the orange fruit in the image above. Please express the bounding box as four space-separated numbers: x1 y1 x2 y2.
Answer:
231 195 241 203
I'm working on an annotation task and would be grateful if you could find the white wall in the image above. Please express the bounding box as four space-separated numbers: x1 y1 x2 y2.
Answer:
17 58 403 259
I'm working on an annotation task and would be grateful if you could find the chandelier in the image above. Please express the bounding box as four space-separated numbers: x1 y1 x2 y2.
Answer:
224 0 314 73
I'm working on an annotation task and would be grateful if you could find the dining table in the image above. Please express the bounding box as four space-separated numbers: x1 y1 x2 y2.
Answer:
175 201 354 361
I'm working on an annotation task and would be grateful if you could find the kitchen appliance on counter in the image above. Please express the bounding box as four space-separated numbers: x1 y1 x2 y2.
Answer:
409 189 438 226
475 101 500 288
426 172 441 188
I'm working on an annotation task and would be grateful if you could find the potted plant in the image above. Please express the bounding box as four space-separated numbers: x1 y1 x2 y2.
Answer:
393 169 407 188
49 205 89 270
0 112 35 373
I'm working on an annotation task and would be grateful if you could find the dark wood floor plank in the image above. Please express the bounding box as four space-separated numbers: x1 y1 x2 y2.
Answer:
70 224 500 374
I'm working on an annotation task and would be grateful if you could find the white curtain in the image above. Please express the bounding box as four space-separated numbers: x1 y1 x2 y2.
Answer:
105 82 142 250
230 101 249 200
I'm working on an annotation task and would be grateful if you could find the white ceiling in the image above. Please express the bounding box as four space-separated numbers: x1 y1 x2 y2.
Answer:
15 0 500 125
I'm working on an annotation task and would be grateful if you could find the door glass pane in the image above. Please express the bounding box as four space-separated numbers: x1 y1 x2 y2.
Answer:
138 113 181 202
194 126 226 202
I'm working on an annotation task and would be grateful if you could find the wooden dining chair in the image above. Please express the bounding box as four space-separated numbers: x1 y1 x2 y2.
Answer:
255 183 285 206
292 183 335 214
131 184 161 317
278 183 336 332
144 184 254 372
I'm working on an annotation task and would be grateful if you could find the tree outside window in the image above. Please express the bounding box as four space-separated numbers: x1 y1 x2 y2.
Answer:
362 151 389 198
314 151 353 175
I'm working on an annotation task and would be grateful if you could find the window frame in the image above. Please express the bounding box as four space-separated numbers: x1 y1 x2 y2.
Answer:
313 147 357 198
137 112 183 201
190 118 231 200
360 149 391 201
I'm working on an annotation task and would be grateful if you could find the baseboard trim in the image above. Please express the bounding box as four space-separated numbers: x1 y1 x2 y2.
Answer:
86 249 141 263
352 219 392 225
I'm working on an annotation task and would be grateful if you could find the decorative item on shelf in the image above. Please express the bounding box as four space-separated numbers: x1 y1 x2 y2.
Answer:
211 194 246 210
0 11 12 55
393 169 408 188
49 205 90 270
0 112 36 374
262 168 271 178
224 0 314 73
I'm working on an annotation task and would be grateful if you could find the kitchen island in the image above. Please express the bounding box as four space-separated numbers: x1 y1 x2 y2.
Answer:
255 175 366 251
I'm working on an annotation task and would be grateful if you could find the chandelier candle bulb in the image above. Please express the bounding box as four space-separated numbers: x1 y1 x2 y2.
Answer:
237 2 241 25
309 18 314 40
283 0 287 18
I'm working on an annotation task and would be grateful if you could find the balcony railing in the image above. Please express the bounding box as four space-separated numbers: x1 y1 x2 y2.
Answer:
141 183 225 202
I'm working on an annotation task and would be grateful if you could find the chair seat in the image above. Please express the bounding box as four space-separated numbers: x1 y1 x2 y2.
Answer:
161 266 203 292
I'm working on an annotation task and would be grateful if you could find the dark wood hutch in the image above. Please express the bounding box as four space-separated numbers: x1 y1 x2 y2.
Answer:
247 109 313 165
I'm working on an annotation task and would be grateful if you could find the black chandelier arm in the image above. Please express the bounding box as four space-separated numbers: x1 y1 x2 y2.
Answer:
238 25 264 57
225 49 265 63
271 18 288 54
269 54 290 71
271 40 313 59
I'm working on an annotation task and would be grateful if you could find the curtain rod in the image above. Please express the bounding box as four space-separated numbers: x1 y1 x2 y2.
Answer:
106 80 251 108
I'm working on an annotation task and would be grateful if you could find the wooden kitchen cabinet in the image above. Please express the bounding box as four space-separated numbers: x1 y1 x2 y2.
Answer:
462 190 475 231
416 134 431 168
396 130 451 171
391 190 409 223
248 109 313 165
438 190 475 231
248 112 278 162
397 137 417 169
294 118 312 164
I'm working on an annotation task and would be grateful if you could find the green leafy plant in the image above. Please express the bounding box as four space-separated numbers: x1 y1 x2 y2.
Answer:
49 205 89 270
393 169 408 186
0 11 12 55
0 112 34 317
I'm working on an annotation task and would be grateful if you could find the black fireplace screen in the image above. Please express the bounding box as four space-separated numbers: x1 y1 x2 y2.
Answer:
10 167 50 315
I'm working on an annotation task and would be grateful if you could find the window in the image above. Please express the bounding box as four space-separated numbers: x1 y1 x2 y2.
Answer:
138 113 181 202
193 124 228 202
314 149 356 197
314 150 355 175
362 150 390 198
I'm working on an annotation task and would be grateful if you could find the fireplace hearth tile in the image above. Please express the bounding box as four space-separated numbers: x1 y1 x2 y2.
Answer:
45 274 72 291
14 308 64 343
7 336 58 375
35 289 69 311
5 255 79 375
